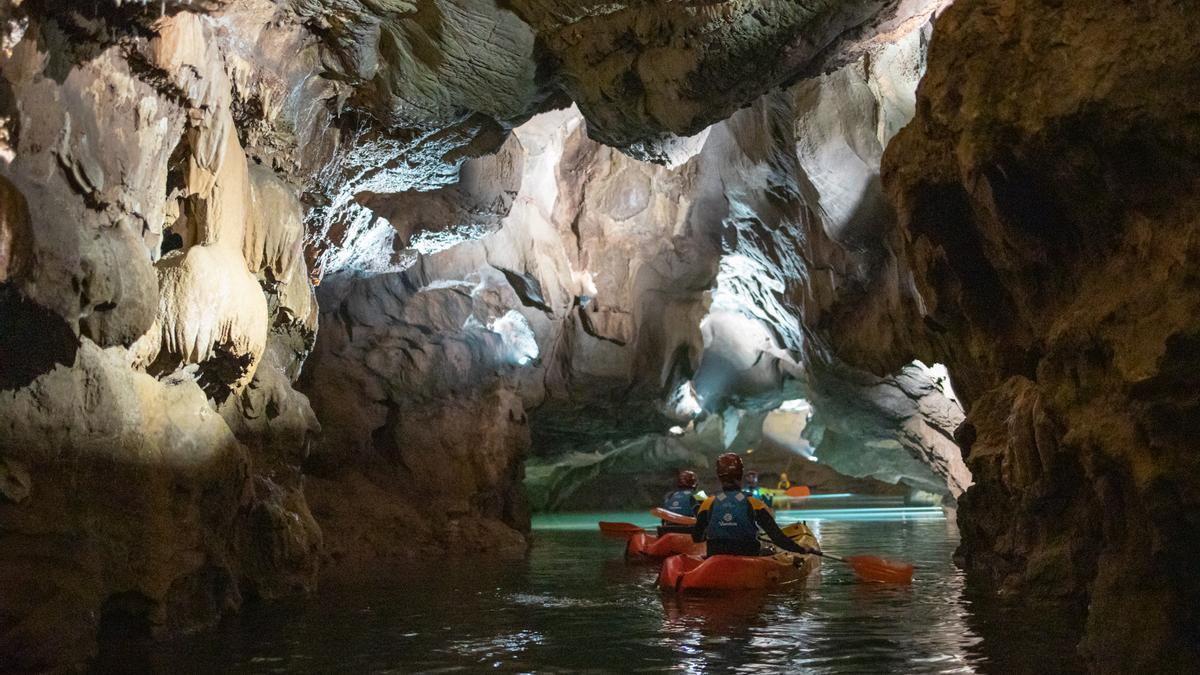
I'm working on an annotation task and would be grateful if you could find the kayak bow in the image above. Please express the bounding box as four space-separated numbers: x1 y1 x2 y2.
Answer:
651 507 697 526
598 521 645 536
626 532 705 562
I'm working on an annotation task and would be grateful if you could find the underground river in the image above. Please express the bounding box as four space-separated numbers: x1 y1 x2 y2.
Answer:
93 498 1085 673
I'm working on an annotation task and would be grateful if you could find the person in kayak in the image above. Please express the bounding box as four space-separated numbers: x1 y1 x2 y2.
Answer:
692 453 814 557
776 472 792 490
744 470 762 497
743 470 773 508
659 470 705 533
662 470 702 517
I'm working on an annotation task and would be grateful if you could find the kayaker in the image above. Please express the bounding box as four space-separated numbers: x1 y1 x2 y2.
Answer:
743 470 772 508
744 471 762 497
662 470 702 517
659 470 705 533
776 472 791 490
692 453 814 557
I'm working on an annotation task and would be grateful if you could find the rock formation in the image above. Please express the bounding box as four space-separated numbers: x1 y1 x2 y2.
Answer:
0 0 967 668
5 0 1193 671
0 5 321 668
883 0 1200 669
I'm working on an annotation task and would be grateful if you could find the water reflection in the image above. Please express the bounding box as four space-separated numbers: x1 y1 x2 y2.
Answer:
95 507 1085 673
661 592 776 637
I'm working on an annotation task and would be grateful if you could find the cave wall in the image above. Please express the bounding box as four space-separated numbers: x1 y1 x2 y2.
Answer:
298 107 722 561
0 0 1190 670
0 6 322 669
882 0 1200 669
308 67 971 522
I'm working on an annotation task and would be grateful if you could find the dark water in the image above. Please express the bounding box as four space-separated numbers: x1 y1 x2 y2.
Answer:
96 499 1085 673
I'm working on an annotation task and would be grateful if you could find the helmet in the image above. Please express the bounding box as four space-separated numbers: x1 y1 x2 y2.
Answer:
716 452 744 483
780 472 789 481
677 470 697 489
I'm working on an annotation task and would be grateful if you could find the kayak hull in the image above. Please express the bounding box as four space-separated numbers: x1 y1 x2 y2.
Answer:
626 532 705 562
658 521 821 592
658 552 820 592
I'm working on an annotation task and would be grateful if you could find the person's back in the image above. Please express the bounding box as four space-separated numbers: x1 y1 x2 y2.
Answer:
660 470 701 531
692 452 814 558
662 487 697 515
696 488 762 556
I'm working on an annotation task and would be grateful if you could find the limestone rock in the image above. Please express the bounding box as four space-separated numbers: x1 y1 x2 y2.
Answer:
154 245 269 401
884 0 1200 668
0 7 323 669
804 361 968 497
1 34 176 348
509 0 948 155
306 389 529 571
0 175 31 284
7 0 1195 669
0 457 30 504
0 341 249 671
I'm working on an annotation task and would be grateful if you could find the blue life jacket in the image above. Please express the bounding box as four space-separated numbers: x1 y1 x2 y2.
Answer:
705 490 757 542
662 489 696 515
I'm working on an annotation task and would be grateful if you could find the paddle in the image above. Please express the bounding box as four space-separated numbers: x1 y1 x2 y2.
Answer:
780 521 913 584
817 552 914 584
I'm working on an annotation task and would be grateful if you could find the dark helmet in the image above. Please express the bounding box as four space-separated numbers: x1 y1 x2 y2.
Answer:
677 470 698 489
716 452 744 483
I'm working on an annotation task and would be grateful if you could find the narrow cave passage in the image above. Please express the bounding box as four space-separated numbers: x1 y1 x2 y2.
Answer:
3 0 1199 673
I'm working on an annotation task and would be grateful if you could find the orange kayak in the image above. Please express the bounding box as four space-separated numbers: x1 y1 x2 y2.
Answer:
658 552 820 592
625 532 705 562
658 521 821 592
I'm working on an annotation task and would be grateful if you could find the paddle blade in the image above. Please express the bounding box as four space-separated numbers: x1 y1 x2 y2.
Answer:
650 507 696 526
599 521 644 536
845 555 914 584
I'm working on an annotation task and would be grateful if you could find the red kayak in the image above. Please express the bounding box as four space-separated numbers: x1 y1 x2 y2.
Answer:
658 521 821 592
658 552 820 592
625 532 705 562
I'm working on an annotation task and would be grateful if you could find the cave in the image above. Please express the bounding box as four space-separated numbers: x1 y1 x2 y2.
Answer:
1 0 1197 672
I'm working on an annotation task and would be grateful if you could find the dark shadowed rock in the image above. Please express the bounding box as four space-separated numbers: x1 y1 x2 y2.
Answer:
884 0 1200 668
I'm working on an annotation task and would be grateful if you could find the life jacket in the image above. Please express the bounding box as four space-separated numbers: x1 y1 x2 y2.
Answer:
704 490 757 542
662 489 697 515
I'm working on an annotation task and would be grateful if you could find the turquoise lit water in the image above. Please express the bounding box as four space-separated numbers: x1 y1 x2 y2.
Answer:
94 498 1085 673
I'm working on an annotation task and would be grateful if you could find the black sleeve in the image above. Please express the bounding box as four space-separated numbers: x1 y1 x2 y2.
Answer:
755 509 809 554
692 509 710 543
